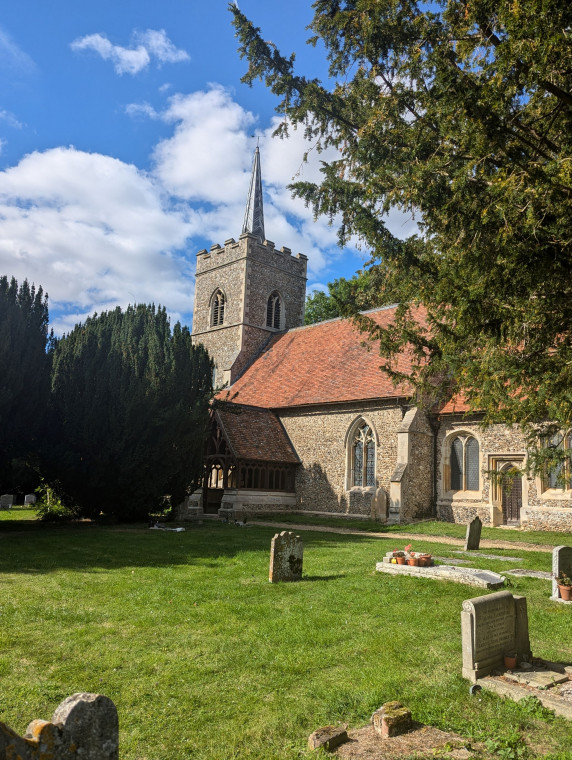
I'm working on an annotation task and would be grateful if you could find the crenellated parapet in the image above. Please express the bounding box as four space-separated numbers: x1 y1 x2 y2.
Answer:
196 233 307 278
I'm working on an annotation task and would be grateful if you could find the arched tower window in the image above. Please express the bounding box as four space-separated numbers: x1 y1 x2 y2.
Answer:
447 434 480 492
211 290 225 327
266 291 282 329
350 421 376 487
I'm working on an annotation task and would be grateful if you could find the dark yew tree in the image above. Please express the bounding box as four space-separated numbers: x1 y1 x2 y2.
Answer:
0 276 51 489
48 305 212 520
231 0 572 472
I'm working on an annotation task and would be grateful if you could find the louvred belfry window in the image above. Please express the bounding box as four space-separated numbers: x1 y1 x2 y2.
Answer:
266 291 282 329
211 290 225 327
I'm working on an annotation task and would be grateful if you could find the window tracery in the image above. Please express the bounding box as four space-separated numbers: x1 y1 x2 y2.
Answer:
350 421 376 487
266 291 282 329
447 434 480 492
211 290 225 327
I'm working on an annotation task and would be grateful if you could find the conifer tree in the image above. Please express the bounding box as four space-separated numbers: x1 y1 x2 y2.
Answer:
48 305 212 520
0 276 51 486
231 1 572 459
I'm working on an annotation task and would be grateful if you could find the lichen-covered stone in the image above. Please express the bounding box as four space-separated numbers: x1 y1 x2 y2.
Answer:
307 725 348 751
372 701 412 738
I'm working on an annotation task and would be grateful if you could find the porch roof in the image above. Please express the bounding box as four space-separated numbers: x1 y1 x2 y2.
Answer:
215 403 300 464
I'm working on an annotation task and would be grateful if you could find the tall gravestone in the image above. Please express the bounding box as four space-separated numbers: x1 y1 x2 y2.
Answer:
464 516 482 551
269 531 303 583
0 494 14 509
552 545 572 602
461 590 531 683
24 494 37 506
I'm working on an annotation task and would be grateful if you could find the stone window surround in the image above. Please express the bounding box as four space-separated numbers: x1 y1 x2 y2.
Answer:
210 288 226 327
539 430 572 498
440 429 483 500
344 415 379 491
265 289 286 331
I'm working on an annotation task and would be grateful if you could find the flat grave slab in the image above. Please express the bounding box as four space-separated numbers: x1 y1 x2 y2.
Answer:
506 569 551 580
433 556 470 565
504 668 569 689
453 551 524 562
375 561 505 589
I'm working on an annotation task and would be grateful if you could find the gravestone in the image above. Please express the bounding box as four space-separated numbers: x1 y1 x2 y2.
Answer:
461 590 532 683
551 545 572 602
24 494 37 506
0 493 14 509
370 487 388 522
0 692 118 760
269 531 303 583
464 516 482 551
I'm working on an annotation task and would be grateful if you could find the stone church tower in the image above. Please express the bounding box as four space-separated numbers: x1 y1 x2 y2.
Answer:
191 147 308 387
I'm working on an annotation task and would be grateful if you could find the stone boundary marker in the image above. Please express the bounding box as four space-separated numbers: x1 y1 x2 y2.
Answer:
461 590 531 683
269 531 303 582
0 692 118 760
464 516 482 551
552 545 572 603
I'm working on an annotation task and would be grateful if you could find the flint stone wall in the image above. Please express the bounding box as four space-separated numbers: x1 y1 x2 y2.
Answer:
0 693 118 760
278 401 433 520
437 415 572 531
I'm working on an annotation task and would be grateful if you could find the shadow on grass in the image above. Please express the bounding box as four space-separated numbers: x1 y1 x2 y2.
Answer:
302 574 347 582
0 520 383 575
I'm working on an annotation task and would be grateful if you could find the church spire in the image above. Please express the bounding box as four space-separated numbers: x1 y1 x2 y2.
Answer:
242 145 265 241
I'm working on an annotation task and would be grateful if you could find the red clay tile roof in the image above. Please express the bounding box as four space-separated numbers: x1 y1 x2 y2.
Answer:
438 392 471 415
215 403 299 463
225 305 427 409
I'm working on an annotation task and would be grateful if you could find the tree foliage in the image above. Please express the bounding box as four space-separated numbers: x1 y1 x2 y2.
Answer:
0 276 51 485
305 271 384 323
47 305 212 520
231 1 572 455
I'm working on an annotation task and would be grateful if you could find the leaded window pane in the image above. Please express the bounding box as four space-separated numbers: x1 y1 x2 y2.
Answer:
353 440 363 486
366 439 375 486
465 437 479 491
450 437 463 491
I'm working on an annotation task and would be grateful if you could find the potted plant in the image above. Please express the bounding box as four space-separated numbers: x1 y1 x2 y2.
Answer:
555 571 572 601
504 652 518 670
404 544 419 566
419 553 432 567
392 550 406 565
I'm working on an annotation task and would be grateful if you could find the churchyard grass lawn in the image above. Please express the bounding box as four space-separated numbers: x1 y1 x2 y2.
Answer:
252 513 571 548
1 522 572 760
0 505 39 522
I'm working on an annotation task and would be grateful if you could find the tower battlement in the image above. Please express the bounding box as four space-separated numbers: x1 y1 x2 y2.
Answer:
196 233 307 278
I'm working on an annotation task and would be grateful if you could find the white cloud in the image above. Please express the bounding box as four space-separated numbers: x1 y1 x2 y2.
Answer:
0 109 23 129
0 27 35 74
70 29 189 76
0 147 197 333
125 102 160 120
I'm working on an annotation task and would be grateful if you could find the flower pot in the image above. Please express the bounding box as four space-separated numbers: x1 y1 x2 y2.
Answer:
419 555 432 567
407 557 419 566
396 557 406 565
504 655 517 670
558 584 572 601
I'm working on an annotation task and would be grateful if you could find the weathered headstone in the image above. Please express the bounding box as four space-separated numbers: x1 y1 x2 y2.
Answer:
370 487 388 521
307 725 348 751
24 494 37 506
551 545 572 602
269 531 303 583
0 692 118 760
461 590 531 683
464 516 482 551
0 494 14 509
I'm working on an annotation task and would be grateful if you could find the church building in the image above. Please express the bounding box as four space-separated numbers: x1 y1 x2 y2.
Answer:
180 148 572 533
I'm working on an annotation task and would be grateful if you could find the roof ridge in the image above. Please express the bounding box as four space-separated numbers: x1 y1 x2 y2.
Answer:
285 303 399 334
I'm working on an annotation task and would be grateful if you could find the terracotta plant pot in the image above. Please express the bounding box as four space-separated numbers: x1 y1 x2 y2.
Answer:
418 555 431 567
504 655 517 670
396 557 406 565
407 557 419 566
558 584 572 601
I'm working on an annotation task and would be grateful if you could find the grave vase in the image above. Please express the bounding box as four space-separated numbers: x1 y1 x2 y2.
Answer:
503 654 517 670
558 584 572 601
396 556 406 565
407 557 419 566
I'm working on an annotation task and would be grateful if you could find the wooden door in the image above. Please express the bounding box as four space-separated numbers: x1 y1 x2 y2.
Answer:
501 465 522 524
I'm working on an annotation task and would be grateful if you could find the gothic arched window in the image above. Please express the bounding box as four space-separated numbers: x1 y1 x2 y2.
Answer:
266 291 282 329
211 290 225 327
544 430 572 490
447 434 480 492
351 421 375 487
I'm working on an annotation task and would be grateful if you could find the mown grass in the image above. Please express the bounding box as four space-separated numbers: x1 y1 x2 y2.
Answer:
0 505 39 522
252 513 572 548
1 521 571 759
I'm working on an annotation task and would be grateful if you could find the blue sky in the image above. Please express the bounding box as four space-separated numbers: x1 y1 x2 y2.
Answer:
0 1 416 333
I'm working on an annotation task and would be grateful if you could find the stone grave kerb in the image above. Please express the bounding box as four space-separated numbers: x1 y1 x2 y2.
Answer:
464 516 482 551
552 545 572 602
461 590 531 683
269 531 303 583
